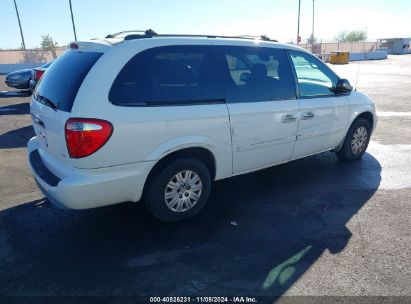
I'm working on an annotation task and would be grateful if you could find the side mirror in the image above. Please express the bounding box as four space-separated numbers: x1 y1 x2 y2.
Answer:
334 78 353 94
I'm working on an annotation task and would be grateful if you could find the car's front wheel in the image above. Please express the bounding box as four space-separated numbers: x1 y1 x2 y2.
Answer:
144 158 211 222
336 118 371 160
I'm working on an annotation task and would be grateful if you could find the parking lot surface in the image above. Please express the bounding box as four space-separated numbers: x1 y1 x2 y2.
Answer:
0 55 410 302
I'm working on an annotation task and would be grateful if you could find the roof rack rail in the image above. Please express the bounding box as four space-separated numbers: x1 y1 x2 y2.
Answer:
120 29 277 42
236 35 272 41
105 29 157 39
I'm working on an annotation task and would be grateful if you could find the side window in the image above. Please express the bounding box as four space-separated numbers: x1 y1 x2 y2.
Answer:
289 50 339 98
109 45 224 106
220 46 296 103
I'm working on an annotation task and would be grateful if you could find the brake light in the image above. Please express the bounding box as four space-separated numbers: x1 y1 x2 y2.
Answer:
65 118 113 158
35 69 44 80
69 42 79 49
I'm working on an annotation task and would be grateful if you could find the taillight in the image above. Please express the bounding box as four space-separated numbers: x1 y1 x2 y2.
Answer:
65 118 113 158
69 42 79 49
35 69 44 80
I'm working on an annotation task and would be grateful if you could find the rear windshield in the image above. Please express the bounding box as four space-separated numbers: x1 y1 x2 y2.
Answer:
34 51 102 112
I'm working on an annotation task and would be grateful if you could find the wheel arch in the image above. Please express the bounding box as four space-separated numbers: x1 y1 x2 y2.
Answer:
336 110 375 152
355 111 374 130
142 146 217 199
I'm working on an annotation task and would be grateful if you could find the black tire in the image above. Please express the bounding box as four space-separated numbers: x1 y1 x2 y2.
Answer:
144 158 212 222
336 118 371 160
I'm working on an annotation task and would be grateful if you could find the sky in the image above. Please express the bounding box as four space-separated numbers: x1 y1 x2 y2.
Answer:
1 0 410 49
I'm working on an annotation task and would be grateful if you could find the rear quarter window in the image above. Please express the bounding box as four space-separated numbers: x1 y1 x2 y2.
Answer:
34 51 102 112
109 45 224 106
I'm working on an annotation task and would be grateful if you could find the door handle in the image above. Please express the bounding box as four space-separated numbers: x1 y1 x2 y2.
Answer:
281 114 298 123
301 112 315 120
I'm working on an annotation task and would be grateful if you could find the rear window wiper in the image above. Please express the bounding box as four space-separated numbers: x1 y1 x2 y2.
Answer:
35 94 58 111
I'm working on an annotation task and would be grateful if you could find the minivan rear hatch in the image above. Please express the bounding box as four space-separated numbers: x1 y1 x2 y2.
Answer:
30 49 103 165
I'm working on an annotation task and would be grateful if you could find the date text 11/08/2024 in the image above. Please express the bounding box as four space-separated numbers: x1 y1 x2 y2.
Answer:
149 297 258 303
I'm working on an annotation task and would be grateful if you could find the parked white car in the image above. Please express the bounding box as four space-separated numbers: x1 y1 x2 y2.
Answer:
28 31 377 222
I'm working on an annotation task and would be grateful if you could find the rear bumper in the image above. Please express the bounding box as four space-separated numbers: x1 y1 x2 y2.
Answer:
28 137 155 209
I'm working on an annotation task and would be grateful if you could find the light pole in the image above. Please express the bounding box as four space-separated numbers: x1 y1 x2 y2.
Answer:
13 0 26 49
311 0 315 43
297 0 301 44
68 0 78 41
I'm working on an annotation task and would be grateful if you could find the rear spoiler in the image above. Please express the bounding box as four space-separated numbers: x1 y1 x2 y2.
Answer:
67 40 114 52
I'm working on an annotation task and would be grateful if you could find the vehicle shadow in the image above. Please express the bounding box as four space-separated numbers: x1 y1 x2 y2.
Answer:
0 90 31 98
0 102 30 115
0 125 34 149
0 151 381 300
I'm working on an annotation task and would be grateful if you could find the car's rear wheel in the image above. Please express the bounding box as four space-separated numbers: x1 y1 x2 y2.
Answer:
144 158 211 222
336 118 371 160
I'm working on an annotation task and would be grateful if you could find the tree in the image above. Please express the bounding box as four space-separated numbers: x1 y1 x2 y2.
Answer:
336 30 368 43
20 49 46 64
40 34 58 59
307 34 317 44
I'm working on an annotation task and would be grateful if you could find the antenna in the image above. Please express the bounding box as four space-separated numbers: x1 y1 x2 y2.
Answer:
354 61 361 91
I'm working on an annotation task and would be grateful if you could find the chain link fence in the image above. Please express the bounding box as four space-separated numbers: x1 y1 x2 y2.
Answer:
0 47 65 73
296 41 381 55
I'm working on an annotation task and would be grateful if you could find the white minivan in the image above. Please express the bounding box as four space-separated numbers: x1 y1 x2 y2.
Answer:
28 31 377 222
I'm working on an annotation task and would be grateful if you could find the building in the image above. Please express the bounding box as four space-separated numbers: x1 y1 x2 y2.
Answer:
377 38 411 55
